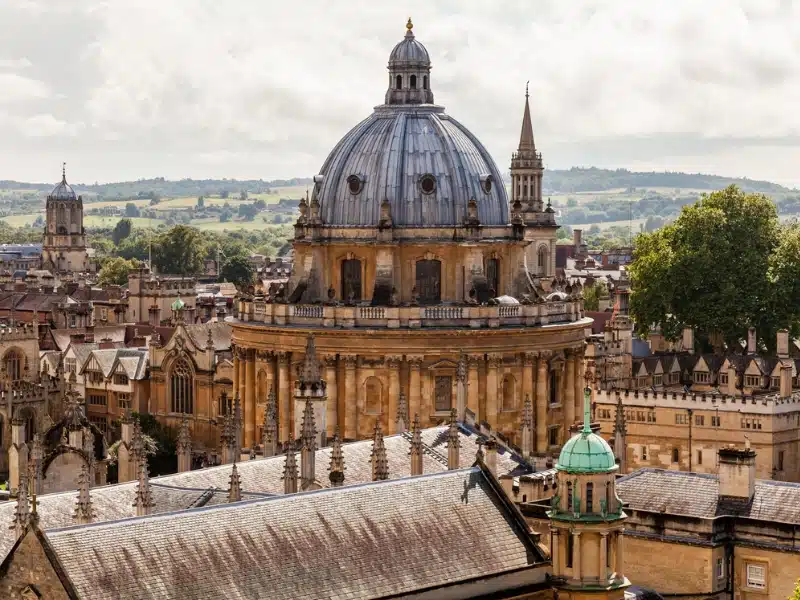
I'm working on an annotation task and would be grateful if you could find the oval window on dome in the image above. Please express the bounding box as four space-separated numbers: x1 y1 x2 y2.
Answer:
347 175 363 195
481 174 493 194
420 174 436 195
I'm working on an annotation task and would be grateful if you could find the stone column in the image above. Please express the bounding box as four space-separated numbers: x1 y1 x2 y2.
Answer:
615 531 624 580
467 356 480 421
564 351 576 431
324 355 338 438
408 357 422 421
486 355 500 428
233 347 240 400
600 532 609 583
522 353 534 412
237 348 246 406
574 348 585 420
387 357 401 434
343 355 357 439
572 531 581 581
551 529 560 574
277 352 290 443
536 352 548 452
244 350 256 448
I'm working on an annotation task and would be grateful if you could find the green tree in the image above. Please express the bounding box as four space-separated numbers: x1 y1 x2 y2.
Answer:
152 225 206 275
239 190 248 200
220 253 255 290
789 578 800 600
98 257 139 286
112 218 133 245
220 190 229 199
582 281 608 311
254 198 267 210
125 202 141 217
629 186 783 349
197 196 205 208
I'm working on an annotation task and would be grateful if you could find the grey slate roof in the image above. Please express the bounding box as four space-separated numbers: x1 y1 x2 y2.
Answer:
44 468 545 600
617 468 800 523
183 321 232 351
314 105 509 227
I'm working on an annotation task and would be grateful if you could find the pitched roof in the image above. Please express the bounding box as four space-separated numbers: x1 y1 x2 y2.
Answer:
43 468 546 600
51 326 128 352
617 468 800 523
183 321 232 351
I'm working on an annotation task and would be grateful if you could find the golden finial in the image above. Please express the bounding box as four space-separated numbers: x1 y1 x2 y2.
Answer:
406 17 413 32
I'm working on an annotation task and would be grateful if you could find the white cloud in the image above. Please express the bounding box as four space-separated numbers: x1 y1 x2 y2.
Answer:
1 0 800 184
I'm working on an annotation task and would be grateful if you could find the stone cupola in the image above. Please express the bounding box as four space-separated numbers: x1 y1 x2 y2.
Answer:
384 18 433 105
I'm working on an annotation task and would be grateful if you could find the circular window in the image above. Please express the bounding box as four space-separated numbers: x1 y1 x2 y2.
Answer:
347 175 362 195
482 175 493 194
420 174 436 195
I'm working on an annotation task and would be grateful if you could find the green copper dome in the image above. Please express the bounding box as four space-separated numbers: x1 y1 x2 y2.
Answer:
171 297 185 311
556 388 618 474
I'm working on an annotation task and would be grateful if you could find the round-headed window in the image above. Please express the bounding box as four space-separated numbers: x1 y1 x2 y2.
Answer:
482 175 493 194
347 175 363 195
420 174 436 195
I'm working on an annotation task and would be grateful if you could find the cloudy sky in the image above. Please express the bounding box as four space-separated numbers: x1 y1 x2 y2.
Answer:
1 0 799 186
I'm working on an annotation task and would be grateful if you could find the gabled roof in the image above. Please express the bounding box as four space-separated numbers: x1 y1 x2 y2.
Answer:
51 326 127 352
183 321 231 352
79 348 148 380
42 467 547 600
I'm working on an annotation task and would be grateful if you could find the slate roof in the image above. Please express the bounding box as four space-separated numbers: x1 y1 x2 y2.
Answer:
81 348 148 380
183 321 232 351
617 468 800 523
51 326 127 352
43 468 545 600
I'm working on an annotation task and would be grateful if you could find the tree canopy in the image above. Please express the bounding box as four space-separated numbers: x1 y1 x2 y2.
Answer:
111 218 133 245
152 225 205 275
628 185 797 351
220 253 255 290
98 257 140 286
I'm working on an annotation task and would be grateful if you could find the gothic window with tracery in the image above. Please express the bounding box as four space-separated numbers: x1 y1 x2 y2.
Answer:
4 350 21 381
170 357 194 414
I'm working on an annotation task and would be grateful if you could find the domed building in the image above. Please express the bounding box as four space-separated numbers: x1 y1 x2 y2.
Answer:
224 20 589 454
41 164 88 274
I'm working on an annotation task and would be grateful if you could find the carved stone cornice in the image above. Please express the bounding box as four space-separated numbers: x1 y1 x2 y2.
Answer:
322 355 338 368
255 350 273 361
343 355 358 369
276 351 290 366
467 355 482 367
386 356 402 369
407 356 423 370
487 354 503 369
523 352 536 367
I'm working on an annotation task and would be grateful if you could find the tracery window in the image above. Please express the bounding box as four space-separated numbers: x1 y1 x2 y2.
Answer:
170 357 194 414
3 350 21 381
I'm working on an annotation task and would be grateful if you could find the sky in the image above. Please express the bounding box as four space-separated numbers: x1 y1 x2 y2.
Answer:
1 0 800 187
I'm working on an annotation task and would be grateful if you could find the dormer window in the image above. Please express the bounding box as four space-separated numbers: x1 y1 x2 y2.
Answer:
420 174 436 195
347 175 363 195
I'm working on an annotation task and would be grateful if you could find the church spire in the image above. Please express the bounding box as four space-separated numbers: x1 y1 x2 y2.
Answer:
300 399 317 489
409 414 423 476
73 462 94 525
10 472 30 538
263 387 278 457
328 427 345 487
228 461 242 503
371 420 389 481
518 82 535 152
282 444 299 494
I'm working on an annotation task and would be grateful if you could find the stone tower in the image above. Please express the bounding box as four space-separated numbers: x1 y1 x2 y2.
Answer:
384 19 434 106
548 386 629 599
293 336 327 447
510 84 544 213
41 164 88 274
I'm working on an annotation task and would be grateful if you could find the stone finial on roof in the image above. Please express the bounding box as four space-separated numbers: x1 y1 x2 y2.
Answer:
371 420 389 481
409 414 423 476
328 427 345 487
520 394 534 460
130 418 144 462
300 399 317 489
73 462 95 525
475 439 485 464
228 461 242 503
396 391 409 433
206 327 214 350
447 409 461 470
220 412 236 464
133 460 154 517
177 416 191 454
10 472 30 538
263 388 278 457
282 444 298 494
300 335 321 384
232 393 242 457
613 395 627 437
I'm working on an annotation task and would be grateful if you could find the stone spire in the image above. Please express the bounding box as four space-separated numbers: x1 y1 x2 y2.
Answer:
371 420 388 481
30 433 44 496
518 81 535 151
446 408 461 470
73 462 94 525
232 392 242 457
262 387 278 457
133 460 154 517
300 399 317 490
613 395 627 471
520 394 534 461
328 427 345 488
220 413 236 465
510 82 544 213
409 414 423 476
282 444 298 494
300 335 321 385
228 461 242 503
10 472 30 538
130 417 144 475
176 416 192 473
395 391 408 433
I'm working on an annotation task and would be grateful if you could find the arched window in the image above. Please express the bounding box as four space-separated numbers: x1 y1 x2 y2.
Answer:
423 75 428 90
672 447 679 463
566 481 573 513
57 204 66 224
486 257 499 297
4 350 22 381
586 482 594 512
410 74 417 89
502 374 516 411
395 74 402 89
170 357 194 414
549 369 558 404
415 259 441 304
364 377 382 414
341 258 362 302
566 529 574 568
537 246 549 275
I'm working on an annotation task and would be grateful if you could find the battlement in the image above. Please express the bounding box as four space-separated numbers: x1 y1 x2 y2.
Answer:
0 323 38 341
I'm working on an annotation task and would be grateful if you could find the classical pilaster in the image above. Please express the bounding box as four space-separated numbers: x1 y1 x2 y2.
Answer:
600 531 609 583
237 348 246 407
551 528 560 573
522 353 534 413
467 355 480 420
574 347 585 422
535 352 549 452
572 531 581 581
277 352 291 443
232 345 240 402
323 355 338 438
408 357 422 424
485 355 501 428
564 351 576 432
244 349 256 448
615 531 624 581
343 355 357 439
387 356 401 434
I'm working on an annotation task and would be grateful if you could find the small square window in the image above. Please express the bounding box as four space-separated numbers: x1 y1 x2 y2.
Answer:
548 427 559 447
746 563 766 589
716 557 724 580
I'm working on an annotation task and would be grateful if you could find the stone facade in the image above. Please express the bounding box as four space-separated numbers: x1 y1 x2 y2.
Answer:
126 266 196 325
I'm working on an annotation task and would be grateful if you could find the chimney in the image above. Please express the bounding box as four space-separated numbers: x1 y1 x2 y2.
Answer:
747 327 757 354
727 363 737 396
99 336 114 350
484 439 498 477
777 329 790 359
682 327 694 355
84 325 94 344
649 332 664 353
780 363 793 399
573 229 582 248
718 442 756 500
148 304 161 327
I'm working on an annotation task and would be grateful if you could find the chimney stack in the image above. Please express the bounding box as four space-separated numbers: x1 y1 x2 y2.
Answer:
682 328 694 355
484 439 498 477
777 329 790 359
573 229 582 248
747 327 757 354
718 442 756 501
780 363 793 399
148 304 161 327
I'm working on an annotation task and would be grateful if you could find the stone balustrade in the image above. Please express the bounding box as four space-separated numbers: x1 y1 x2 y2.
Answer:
239 298 583 329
